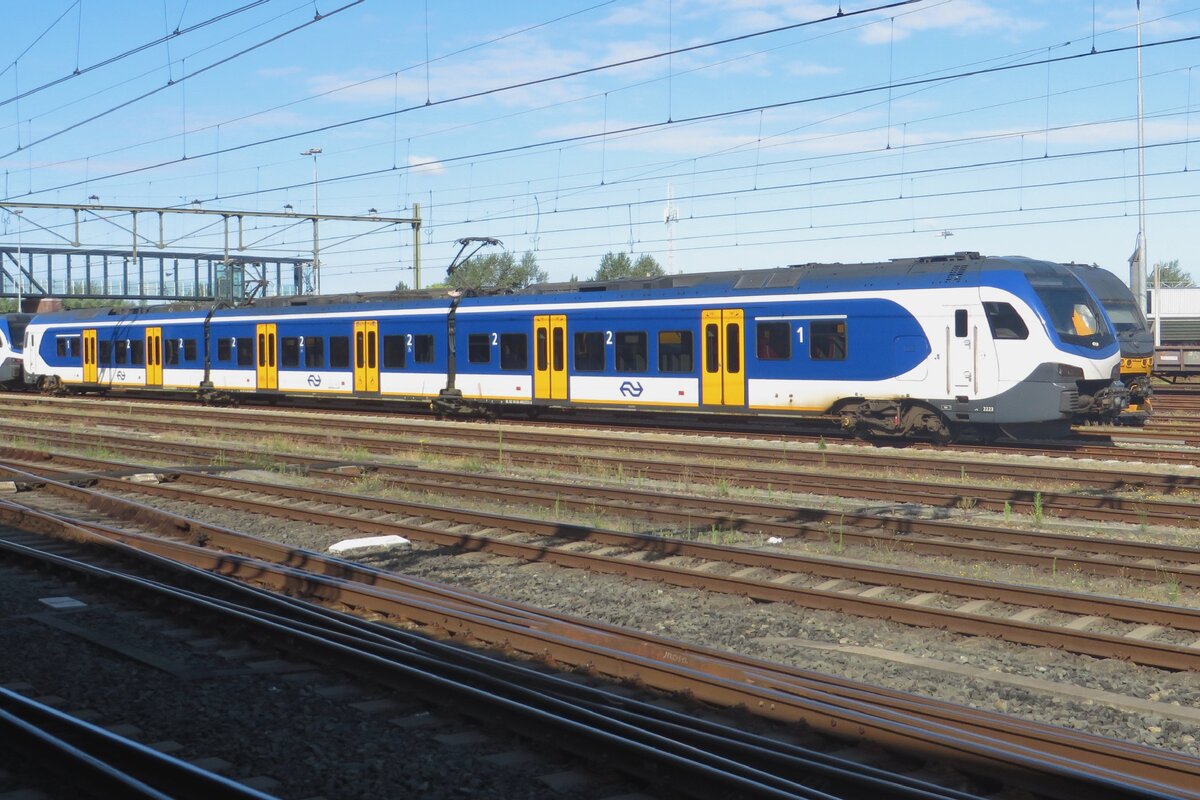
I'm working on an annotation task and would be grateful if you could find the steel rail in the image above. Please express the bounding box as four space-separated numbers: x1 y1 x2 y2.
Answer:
1 416 1197 529
5 444 1199 590
0 688 279 800
5 462 1199 672
0 499 1191 800
0 525 855 800
3 399 1199 495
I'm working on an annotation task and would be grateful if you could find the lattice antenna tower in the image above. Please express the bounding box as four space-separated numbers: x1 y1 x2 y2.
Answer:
664 182 679 273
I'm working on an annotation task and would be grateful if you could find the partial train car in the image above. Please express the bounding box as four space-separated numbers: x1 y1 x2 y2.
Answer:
1149 286 1200 382
0 313 30 388
1064 263 1154 418
22 252 1126 441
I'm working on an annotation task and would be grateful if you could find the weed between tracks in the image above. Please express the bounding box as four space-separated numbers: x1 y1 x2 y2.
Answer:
19 417 1200 609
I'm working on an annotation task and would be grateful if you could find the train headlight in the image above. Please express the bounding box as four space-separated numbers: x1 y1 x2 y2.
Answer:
1056 363 1085 379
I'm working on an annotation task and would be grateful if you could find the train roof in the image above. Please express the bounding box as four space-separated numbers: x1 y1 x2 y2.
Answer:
526 252 1077 295
24 252 1086 323
1061 262 1138 305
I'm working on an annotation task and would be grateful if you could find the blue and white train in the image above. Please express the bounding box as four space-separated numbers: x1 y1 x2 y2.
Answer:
20 252 1128 441
0 314 29 388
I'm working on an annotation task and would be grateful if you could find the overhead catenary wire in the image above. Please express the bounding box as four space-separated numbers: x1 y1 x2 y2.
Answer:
0 0 364 161
5 3 1197 290
4 0 934 197
0 0 272 110
11 28 1198 208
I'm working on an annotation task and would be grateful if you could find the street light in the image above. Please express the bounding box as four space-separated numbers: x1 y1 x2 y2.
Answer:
13 210 22 311
300 148 322 215
300 148 322 294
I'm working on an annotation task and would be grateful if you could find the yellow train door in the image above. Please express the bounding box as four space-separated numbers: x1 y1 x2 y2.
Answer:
145 327 162 386
700 309 745 407
256 323 277 390
533 314 567 400
354 320 379 393
82 329 98 384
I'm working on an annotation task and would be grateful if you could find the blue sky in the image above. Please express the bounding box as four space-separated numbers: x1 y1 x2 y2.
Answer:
1 0 1197 293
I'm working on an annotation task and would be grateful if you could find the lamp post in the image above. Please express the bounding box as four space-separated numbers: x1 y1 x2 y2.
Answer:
301 148 321 214
13 209 22 312
300 148 322 294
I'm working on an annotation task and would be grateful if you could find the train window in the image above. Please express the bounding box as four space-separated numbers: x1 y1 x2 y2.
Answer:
810 321 846 361
383 335 406 368
983 302 1029 340
236 337 254 366
536 328 548 371
164 339 180 365
705 324 719 373
367 331 376 369
183 339 197 362
56 336 80 358
552 327 564 372
658 330 693 373
954 309 968 337
98 341 112 364
281 337 301 367
305 337 325 368
329 336 350 369
217 338 233 361
500 333 528 370
755 322 790 360
413 334 435 364
130 340 145 365
1031 282 1114 348
725 324 741 373
115 341 128 364
574 331 604 372
615 331 647 372
468 333 490 364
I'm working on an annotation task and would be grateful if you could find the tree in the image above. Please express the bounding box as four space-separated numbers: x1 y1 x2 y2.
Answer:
393 279 410 291
1149 259 1195 288
446 251 546 291
592 251 665 281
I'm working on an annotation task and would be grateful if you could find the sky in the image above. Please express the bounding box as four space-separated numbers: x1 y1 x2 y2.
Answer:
0 0 1197 295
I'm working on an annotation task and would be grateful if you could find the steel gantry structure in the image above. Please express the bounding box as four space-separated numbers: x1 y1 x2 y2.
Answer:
0 201 422 303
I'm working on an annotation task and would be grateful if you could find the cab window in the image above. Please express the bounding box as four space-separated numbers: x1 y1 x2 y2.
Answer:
983 302 1029 340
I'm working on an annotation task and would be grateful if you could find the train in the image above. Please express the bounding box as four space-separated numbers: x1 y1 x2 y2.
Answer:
1148 286 1200 381
1063 263 1155 418
16 251 1127 442
0 314 30 388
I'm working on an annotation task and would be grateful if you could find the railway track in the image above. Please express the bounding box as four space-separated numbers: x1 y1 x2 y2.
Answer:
4 408 1199 530
0 507 965 800
0 468 1195 799
3 453 1200 672
3 393 1200 467
5 444 1200 593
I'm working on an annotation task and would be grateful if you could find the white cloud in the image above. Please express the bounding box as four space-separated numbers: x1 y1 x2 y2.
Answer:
788 62 842 77
408 155 445 175
858 1 1043 44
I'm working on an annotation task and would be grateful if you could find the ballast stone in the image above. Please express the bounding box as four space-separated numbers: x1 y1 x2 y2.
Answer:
328 535 412 553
